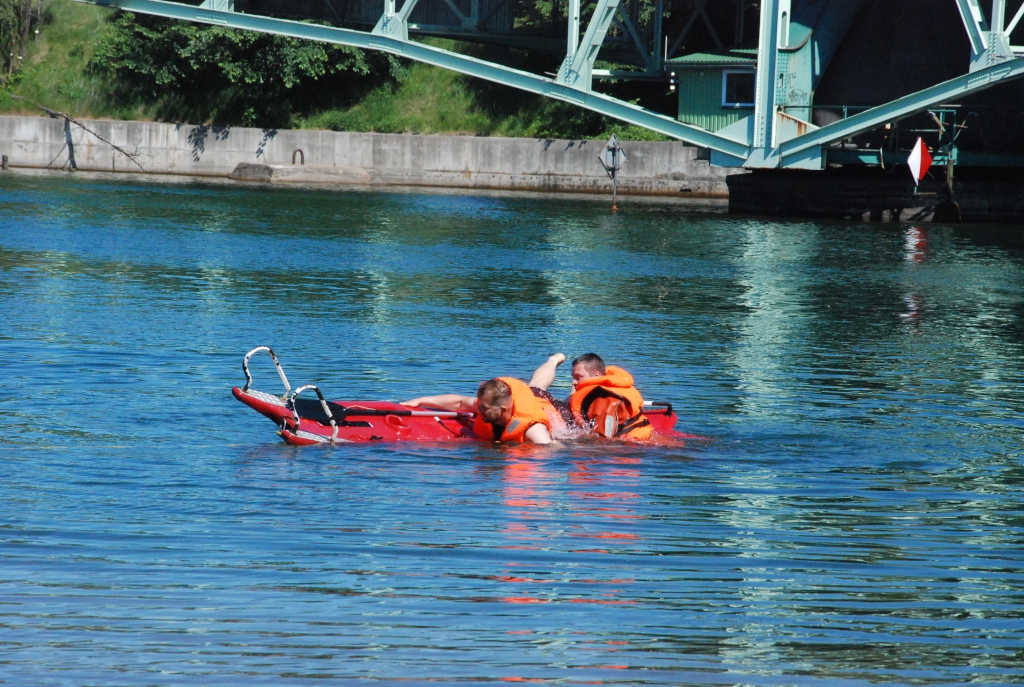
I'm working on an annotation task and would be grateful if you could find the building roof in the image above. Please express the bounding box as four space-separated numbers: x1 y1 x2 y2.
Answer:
666 46 757 68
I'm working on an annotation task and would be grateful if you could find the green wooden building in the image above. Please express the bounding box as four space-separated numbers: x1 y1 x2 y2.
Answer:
667 47 757 133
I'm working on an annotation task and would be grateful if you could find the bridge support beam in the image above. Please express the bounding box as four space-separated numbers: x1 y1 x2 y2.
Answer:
80 0 751 157
741 0 797 168
555 0 621 91
751 0 782 152
955 0 1015 70
566 0 580 55
372 0 423 40
780 56 1024 159
198 0 232 10
77 0 1024 172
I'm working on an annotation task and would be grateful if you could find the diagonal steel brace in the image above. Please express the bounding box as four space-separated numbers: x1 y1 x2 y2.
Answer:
373 0 424 41
556 0 621 91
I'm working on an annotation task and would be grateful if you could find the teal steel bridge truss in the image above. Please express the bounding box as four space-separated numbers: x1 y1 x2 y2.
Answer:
78 0 1024 169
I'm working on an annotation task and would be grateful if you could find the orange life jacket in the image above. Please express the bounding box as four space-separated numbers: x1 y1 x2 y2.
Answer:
569 366 652 440
473 377 555 443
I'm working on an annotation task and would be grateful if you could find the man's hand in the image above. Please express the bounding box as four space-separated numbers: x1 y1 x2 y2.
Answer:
400 398 427 408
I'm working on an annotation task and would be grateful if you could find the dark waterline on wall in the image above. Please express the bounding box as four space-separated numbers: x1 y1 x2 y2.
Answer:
1 171 1022 685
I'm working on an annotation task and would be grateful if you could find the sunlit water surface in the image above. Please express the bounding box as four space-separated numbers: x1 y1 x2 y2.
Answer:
1 171 1023 685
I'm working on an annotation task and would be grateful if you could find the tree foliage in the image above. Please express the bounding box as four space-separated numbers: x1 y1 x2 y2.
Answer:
0 0 28 78
0 0 17 41
89 12 402 127
0 3 16 49
80 7 674 137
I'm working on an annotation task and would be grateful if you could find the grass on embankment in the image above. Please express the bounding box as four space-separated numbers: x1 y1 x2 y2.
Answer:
303 60 496 136
0 1 669 141
301 50 670 141
0 0 122 118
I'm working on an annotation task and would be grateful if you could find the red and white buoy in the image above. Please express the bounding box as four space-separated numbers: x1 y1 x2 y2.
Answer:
908 137 933 185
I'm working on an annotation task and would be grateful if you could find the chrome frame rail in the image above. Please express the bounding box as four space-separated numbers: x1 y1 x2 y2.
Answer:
242 346 292 397
289 384 339 444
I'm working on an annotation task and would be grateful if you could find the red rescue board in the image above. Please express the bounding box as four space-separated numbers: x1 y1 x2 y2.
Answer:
233 387 476 444
233 346 697 446
234 386 689 445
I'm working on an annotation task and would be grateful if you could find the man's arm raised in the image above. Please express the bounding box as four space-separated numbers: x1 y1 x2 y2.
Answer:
401 394 477 413
528 353 566 391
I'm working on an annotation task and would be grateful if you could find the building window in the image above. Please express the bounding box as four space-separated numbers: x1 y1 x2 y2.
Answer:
722 70 756 108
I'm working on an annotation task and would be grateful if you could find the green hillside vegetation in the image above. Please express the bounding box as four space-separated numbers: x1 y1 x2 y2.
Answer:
0 0 670 141
302 49 667 140
0 0 115 117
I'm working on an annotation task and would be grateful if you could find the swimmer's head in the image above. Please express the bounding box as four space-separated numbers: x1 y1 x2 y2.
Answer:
477 379 513 424
571 353 605 391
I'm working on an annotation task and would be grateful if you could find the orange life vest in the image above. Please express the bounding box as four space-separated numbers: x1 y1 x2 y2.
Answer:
569 366 652 440
473 377 555 443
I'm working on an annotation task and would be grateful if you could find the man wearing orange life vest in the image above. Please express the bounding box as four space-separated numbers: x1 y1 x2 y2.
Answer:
401 359 569 444
564 353 653 441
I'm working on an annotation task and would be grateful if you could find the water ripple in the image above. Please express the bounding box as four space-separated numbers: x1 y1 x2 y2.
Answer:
1 172 1023 685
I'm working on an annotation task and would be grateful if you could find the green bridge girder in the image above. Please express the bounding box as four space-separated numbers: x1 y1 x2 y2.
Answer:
78 0 1024 170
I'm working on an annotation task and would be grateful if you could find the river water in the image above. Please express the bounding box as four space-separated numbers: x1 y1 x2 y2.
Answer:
1 171 1022 685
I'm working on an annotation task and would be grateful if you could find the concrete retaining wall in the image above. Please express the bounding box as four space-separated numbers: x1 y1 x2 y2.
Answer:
0 115 730 197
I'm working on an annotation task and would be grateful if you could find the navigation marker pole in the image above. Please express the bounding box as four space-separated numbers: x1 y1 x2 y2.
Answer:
599 134 626 211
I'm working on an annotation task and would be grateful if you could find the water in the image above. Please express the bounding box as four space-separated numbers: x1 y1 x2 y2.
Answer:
1 170 1023 686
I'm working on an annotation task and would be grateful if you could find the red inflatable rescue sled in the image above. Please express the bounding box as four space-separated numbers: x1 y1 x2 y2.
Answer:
233 347 685 446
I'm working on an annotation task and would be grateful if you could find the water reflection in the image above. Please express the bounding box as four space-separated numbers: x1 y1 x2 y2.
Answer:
731 222 818 420
898 226 928 331
904 225 929 264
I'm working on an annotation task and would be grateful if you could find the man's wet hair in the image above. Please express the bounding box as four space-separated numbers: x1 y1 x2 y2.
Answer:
572 353 606 376
477 379 513 417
